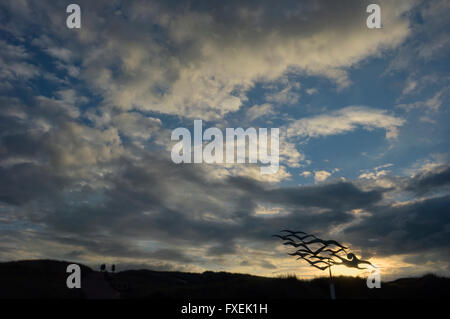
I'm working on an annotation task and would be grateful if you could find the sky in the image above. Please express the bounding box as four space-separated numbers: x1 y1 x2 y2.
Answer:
0 0 449 280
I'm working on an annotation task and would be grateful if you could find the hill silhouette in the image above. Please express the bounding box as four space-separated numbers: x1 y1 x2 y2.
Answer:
0 260 449 299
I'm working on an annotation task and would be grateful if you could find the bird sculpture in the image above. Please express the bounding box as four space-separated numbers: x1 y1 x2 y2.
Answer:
273 230 373 271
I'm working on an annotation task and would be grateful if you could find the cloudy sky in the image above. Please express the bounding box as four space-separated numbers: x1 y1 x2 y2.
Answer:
0 0 449 280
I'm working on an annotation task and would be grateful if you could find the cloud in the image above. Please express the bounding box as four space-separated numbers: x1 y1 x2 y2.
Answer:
0 163 68 205
0 40 39 85
1 120 449 275
406 164 450 194
384 0 450 77
264 81 301 105
402 79 418 96
0 126 387 266
345 194 450 258
300 171 312 177
0 0 415 119
415 0 450 60
112 112 162 141
306 88 318 95
287 106 405 140
246 104 274 122
314 170 331 183
397 87 449 112
359 170 388 180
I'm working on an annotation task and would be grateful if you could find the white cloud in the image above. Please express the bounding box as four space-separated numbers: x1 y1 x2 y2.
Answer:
300 171 312 177
314 170 331 183
287 106 405 140
306 88 318 95
402 79 417 95
264 82 301 105
205 163 291 183
397 87 449 112
405 153 450 177
279 135 305 168
112 112 162 141
359 170 388 180
246 103 274 122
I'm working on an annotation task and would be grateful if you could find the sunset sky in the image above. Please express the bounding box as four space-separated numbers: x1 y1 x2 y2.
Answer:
0 0 449 280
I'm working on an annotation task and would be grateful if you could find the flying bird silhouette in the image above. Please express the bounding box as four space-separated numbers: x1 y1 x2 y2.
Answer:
330 253 373 269
301 238 348 249
272 234 294 241
281 230 318 242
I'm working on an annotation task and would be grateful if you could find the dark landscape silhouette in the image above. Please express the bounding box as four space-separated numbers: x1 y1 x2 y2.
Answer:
0 260 449 299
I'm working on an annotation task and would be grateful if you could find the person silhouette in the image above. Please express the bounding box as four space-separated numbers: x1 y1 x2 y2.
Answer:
100 264 106 272
111 264 115 273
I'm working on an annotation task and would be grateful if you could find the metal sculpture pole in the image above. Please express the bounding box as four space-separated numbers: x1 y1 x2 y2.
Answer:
274 230 374 299
328 263 335 299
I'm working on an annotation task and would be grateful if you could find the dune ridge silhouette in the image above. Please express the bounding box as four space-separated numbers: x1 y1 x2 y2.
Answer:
0 260 449 299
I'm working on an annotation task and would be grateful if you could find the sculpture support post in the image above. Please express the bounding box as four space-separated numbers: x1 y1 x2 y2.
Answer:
329 265 336 300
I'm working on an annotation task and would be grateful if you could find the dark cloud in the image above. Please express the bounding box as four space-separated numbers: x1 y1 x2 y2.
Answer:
406 165 450 194
260 181 383 210
345 194 450 256
0 163 68 205
1 128 449 268
260 260 277 270
0 132 385 262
